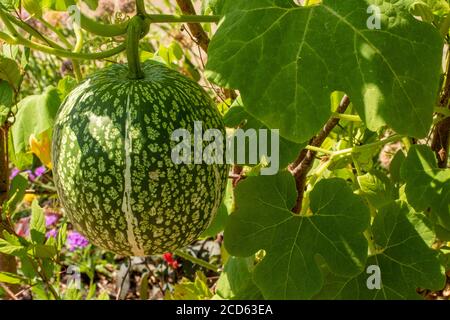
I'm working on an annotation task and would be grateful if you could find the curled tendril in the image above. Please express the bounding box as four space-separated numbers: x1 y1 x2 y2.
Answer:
114 12 130 24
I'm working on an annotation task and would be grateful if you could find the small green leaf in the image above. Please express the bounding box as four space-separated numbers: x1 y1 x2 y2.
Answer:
57 222 68 251
139 272 150 300
63 282 83 300
0 238 26 256
158 44 179 66
170 42 184 60
96 290 110 300
57 76 77 100
42 0 76 11
0 80 13 124
215 256 262 300
31 281 50 300
358 170 396 208
20 256 38 279
86 283 97 300
0 0 19 10
6 172 28 215
29 244 57 259
224 172 370 299
30 199 46 245
23 0 43 17
389 149 406 183
41 258 54 279
410 1 435 22
8 131 33 170
0 55 20 89
165 272 213 300
0 271 28 284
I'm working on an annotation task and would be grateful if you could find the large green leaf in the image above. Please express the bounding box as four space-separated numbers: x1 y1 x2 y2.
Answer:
316 201 445 299
206 0 443 143
224 172 370 299
400 145 450 230
224 98 306 169
11 86 61 154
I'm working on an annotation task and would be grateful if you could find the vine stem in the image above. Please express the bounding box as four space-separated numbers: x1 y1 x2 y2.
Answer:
72 22 84 82
0 29 126 60
331 112 362 122
126 15 146 79
290 95 351 213
79 11 220 37
174 249 219 272
0 6 220 60
435 106 450 118
305 134 404 158
146 14 221 24
0 282 18 300
175 0 211 53
0 125 19 298
432 45 450 168
136 0 146 16
7 13 64 49
0 8 126 60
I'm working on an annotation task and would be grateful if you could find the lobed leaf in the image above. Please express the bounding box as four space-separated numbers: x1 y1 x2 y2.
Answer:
207 0 443 142
224 171 370 299
316 201 445 299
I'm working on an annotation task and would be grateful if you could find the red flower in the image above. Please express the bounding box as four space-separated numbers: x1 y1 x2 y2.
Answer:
163 252 179 269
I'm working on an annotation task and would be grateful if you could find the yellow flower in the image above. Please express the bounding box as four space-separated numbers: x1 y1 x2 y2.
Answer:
29 133 52 169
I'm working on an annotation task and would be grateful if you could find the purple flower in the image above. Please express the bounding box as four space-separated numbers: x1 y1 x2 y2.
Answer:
24 170 36 182
66 231 89 251
46 229 58 239
34 166 46 178
45 214 58 227
9 166 46 182
9 168 20 180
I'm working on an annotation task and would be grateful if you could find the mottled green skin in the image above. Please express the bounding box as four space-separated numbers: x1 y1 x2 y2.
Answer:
52 61 229 256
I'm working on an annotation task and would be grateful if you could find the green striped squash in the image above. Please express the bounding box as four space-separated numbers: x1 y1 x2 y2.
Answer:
52 61 229 256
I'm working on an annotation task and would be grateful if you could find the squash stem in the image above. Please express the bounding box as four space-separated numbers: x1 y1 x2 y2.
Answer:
126 16 145 80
